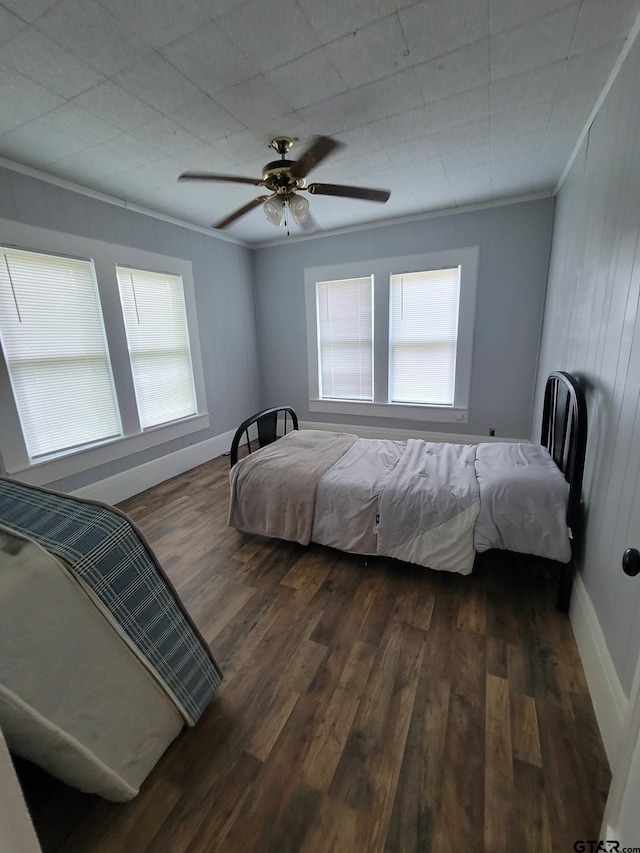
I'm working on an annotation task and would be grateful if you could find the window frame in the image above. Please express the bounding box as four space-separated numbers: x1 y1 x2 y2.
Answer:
304 247 478 424
0 218 208 483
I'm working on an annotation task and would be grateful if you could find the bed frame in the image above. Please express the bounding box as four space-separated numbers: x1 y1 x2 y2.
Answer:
229 371 587 612
230 405 298 467
541 371 588 536
539 370 588 609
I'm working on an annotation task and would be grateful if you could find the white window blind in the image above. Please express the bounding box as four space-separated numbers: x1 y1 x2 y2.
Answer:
390 267 460 405
316 276 373 401
0 247 121 460
116 266 197 429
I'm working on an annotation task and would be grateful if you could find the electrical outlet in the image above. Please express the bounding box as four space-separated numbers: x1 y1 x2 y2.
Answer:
489 427 496 437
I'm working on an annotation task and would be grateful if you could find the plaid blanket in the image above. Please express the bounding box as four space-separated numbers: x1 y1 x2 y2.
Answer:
0 477 221 724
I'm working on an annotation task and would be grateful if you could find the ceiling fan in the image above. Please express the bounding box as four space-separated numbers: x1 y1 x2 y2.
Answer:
177 135 391 231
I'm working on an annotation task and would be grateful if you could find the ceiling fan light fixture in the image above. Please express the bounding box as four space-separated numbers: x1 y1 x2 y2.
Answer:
289 193 309 225
263 196 285 226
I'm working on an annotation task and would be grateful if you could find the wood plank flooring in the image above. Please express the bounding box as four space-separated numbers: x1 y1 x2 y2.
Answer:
16 454 611 852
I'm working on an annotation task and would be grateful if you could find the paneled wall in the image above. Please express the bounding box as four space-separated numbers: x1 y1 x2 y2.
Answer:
532 36 640 695
0 167 260 493
254 197 554 440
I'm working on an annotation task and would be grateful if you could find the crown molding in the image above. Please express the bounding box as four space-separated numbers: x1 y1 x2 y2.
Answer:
0 156 250 248
250 190 554 250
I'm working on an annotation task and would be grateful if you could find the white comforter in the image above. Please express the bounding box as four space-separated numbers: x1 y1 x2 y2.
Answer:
377 440 480 573
473 442 571 563
230 433 572 574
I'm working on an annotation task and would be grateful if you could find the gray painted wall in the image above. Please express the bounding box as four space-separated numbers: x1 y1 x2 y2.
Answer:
254 197 554 439
0 166 261 493
532 36 640 695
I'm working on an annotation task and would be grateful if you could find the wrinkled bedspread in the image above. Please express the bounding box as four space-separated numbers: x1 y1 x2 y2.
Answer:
229 429 358 545
377 440 480 573
229 431 572 572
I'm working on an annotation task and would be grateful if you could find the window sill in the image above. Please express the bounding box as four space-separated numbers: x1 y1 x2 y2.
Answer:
8 412 210 486
309 399 468 424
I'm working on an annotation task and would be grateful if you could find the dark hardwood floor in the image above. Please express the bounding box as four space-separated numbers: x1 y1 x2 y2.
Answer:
17 453 611 852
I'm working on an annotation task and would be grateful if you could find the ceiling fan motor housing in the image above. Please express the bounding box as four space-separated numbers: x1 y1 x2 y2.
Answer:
262 160 305 194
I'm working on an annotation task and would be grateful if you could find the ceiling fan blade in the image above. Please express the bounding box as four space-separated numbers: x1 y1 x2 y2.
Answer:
307 183 391 203
179 171 263 186
214 195 272 229
290 136 343 180
298 212 319 234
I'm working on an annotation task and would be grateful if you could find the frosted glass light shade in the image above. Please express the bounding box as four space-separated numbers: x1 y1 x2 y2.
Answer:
290 194 309 224
263 197 285 225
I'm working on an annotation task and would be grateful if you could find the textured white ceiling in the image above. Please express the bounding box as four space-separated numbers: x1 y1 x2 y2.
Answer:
0 0 638 244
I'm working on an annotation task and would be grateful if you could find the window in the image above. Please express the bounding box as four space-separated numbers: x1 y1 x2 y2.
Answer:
389 268 460 406
116 266 197 429
0 247 121 460
0 219 208 482
305 248 478 424
316 276 373 401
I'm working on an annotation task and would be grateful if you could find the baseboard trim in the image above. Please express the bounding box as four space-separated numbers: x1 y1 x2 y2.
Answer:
70 429 236 505
299 420 526 444
570 571 627 766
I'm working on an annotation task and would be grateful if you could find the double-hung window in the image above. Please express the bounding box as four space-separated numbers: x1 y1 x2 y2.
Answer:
316 276 373 401
116 266 197 429
305 248 478 424
0 247 121 460
389 268 460 406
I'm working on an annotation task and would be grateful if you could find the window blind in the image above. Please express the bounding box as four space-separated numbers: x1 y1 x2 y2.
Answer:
316 276 373 401
0 247 121 460
389 267 460 405
116 266 197 429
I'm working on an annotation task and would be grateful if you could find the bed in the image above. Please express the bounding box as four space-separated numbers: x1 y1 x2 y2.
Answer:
0 479 222 801
228 371 587 612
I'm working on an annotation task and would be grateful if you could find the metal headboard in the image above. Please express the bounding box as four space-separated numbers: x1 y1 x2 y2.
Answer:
229 405 299 468
540 371 588 531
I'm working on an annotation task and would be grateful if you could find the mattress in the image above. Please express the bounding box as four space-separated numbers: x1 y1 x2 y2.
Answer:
0 477 222 724
0 527 183 801
0 476 223 801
